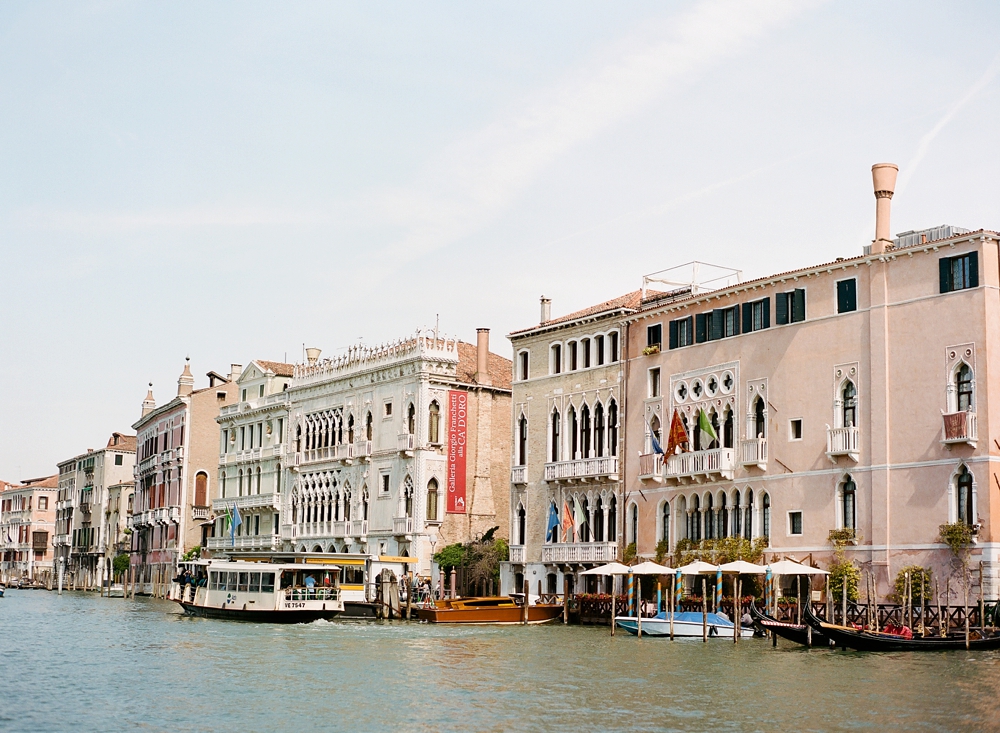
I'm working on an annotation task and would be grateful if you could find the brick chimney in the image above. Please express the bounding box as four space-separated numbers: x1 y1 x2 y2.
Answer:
474 329 492 386
871 163 898 254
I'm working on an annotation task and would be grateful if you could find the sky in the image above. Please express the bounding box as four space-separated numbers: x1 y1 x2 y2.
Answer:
2 1 999 480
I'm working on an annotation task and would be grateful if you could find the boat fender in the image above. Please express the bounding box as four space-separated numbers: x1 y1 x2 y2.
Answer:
709 626 718 637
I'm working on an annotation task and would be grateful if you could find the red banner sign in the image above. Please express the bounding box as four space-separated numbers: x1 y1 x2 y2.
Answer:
446 390 468 514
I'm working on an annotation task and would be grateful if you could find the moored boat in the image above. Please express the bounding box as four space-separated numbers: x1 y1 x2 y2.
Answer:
414 596 563 624
748 600 829 646
171 560 344 623
615 611 754 638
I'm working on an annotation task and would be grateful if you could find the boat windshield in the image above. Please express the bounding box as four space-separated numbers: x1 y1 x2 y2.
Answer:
280 570 340 590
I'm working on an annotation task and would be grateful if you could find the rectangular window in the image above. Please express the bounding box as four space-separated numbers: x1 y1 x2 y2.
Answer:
668 316 694 349
582 339 591 368
518 351 529 381
115 454 123 466
210 572 219 590
39 496 48 509
646 324 662 349
788 511 803 536
568 341 578 370
940 252 979 293
837 279 857 313
259 384 265 398
249 572 261 593
383 401 393 418
380 472 390 494
741 298 770 333
649 368 661 398
790 419 802 440
551 344 562 374
241 389 247 402
261 573 275 594
776 289 806 325
595 335 605 365
609 331 619 362
721 305 740 338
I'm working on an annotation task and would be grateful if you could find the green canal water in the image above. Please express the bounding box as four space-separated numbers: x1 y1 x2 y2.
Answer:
2 590 999 732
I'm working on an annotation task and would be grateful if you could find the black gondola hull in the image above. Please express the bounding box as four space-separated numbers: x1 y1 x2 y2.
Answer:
179 602 342 623
749 601 829 646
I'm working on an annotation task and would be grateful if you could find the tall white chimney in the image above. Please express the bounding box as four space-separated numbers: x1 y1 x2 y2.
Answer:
540 296 551 324
871 163 898 254
305 348 322 366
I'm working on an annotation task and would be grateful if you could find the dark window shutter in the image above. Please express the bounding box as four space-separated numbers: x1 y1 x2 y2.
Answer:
711 309 724 340
792 288 806 322
732 306 741 335
940 257 952 293
685 316 694 345
847 279 857 312
775 292 788 325
969 251 979 288
668 320 679 350
695 313 707 343
762 297 770 329
837 281 847 313
742 302 752 333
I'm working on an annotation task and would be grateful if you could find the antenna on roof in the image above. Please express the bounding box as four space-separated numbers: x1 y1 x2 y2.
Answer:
435 314 439 342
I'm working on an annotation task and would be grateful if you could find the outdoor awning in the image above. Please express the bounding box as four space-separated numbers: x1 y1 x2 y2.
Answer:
676 561 720 575
767 559 829 575
580 562 632 575
629 560 675 575
719 560 766 574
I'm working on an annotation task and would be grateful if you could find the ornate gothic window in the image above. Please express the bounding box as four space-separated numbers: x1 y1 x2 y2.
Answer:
842 382 857 428
426 478 439 521
842 475 856 530
957 466 974 526
957 364 974 412
428 401 440 444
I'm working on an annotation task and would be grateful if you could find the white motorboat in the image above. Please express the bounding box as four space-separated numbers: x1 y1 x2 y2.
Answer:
615 611 755 638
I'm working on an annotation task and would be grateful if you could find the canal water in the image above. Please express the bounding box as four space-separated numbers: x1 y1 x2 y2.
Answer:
3 591 999 732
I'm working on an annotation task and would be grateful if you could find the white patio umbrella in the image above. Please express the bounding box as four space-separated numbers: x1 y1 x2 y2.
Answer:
580 562 632 576
719 560 767 574
767 559 829 575
676 560 720 575
630 560 675 575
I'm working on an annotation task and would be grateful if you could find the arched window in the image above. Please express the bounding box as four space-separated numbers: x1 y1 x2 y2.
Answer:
238 469 244 498
220 470 227 500
517 504 526 545
608 400 619 456
550 409 561 462
581 497 591 542
275 463 281 494
648 415 661 454
608 497 617 542
428 401 441 444
732 490 742 537
661 501 670 545
704 494 714 539
761 492 770 540
957 364 974 412
628 503 638 545
594 403 605 458
255 466 261 495
691 495 701 541
194 471 208 507
365 412 373 441
842 475 856 530
744 489 754 540
580 404 592 459
754 397 766 439
343 486 352 521
842 382 857 427
568 406 578 459
710 410 720 450
723 408 734 449
361 488 369 521
594 497 605 542
957 466 974 526
426 479 439 521
517 414 528 466
403 476 414 518
407 403 415 435
347 414 355 443
296 424 302 452
718 494 728 538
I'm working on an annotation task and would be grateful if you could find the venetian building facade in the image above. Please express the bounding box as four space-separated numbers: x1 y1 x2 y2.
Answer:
0 475 57 583
501 295 634 596
626 164 1000 597
53 433 136 588
280 329 511 576
130 361 238 593
210 360 294 554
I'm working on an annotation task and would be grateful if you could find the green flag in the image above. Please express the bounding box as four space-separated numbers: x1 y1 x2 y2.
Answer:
698 409 718 448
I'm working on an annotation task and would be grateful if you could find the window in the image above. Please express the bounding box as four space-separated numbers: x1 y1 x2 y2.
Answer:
609 332 619 362
723 409 734 449
721 305 740 338
661 501 670 544
568 341 578 371
957 466 974 526
594 403 605 458
648 368 661 398
956 364 974 411
426 479 439 521
582 338 591 369
383 401 393 418
788 510 802 536
380 471 390 495
550 409 561 461
742 298 770 333
761 492 770 539
39 496 48 510
842 382 857 428
745 489 754 540
940 252 979 293
595 335 605 365
366 412 373 441
646 324 662 349
407 403 415 435
518 351 529 381
428 402 441 443
608 400 618 456
753 397 766 439
790 419 802 440
668 316 694 349
776 289 806 324
259 384 265 398
837 279 857 313
115 454 123 466
842 476 856 530
517 414 528 465
629 503 638 545
241 389 247 402
194 472 208 507
551 344 562 374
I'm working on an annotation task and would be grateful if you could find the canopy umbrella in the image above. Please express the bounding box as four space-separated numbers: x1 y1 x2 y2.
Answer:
719 560 767 574
767 559 829 575
629 560 674 575
580 562 632 576
676 561 720 575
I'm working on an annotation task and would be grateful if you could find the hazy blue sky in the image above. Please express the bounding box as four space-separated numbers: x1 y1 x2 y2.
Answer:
2 1 998 479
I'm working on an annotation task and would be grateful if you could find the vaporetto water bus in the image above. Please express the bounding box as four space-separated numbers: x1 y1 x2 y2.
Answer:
171 560 344 622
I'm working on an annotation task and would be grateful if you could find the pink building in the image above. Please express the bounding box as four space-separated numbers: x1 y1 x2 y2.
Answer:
624 165 1000 597
0 475 57 584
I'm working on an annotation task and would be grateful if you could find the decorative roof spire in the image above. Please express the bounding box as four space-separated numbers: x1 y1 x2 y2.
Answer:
141 383 156 417
177 357 195 397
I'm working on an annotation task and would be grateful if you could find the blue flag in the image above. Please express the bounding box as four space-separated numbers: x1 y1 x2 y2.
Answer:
230 503 242 543
647 421 664 455
545 503 560 542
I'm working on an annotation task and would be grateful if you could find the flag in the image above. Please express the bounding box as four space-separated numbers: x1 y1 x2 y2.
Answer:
697 409 718 449
545 503 560 542
230 503 242 544
665 410 690 455
573 499 587 535
646 420 664 455
562 502 574 542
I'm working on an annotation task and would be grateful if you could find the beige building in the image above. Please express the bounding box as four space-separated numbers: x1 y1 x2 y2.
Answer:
130 360 238 593
626 165 1000 598
501 295 632 596
1 475 57 583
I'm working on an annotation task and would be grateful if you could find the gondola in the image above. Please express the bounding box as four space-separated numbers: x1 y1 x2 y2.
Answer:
802 601 1000 651
748 600 829 646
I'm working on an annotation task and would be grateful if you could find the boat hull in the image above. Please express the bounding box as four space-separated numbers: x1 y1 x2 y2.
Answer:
179 601 343 623
414 599 563 625
748 602 829 646
615 615 754 638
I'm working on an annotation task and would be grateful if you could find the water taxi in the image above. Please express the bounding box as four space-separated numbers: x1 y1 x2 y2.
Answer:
171 560 344 623
414 595 564 624
615 611 755 638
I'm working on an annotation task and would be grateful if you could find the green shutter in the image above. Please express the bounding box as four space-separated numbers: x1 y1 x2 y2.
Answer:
939 257 952 293
695 313 707 343
775 292 788 325
711 309 724 340
732 305 741 336
762 298 770 329
792 288 806 322
969 251 979 288
742 302 752 333
668 320 679 350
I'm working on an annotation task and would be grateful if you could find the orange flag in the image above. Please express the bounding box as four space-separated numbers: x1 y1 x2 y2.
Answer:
562 501 574 542
665 409 690 455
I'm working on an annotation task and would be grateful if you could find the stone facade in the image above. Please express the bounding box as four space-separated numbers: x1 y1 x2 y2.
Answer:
0 476 57 583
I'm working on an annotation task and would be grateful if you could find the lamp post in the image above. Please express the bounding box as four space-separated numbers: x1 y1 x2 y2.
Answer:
58 555 65 595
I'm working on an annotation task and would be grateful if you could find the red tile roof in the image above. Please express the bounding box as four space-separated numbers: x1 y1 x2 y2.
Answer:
106 432 137 452
20 475 58 489
256 360 295 377
456 341 513 390
509 290 645 336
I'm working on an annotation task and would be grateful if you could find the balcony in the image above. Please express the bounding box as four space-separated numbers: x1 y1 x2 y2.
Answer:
207 535 280 552
393 516 414 535
541 541 618 564
213 493 281 512
942 411 977 447
638 453 663 482
397 433 415 455
509 544 526 563
280 524 295 541
544 456 619 483
349 520 368 537
354 440 372 461
740 437 767 470
169 507 180 523
53 534 70 547
511 466 527 484
192 507 210 520
826 426 859 462
665 448 736 483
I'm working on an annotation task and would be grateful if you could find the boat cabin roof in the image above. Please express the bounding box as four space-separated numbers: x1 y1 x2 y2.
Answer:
207 561 341 572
